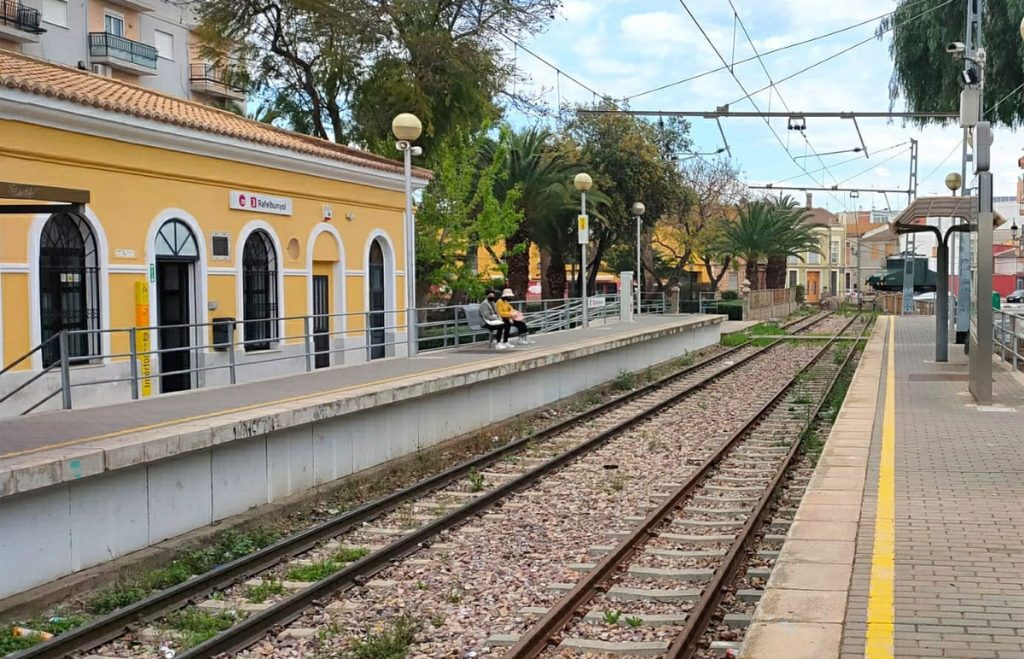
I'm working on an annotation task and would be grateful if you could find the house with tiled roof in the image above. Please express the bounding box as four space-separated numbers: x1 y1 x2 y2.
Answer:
0 48 429 415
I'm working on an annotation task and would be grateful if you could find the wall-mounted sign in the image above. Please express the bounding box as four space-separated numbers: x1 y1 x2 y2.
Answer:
114 248 135 259
322 204 333 222
577 214 589 244
229 190 293 216
134 281 152 397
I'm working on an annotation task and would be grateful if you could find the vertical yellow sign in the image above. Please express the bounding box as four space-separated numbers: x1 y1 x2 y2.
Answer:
134 281 152 397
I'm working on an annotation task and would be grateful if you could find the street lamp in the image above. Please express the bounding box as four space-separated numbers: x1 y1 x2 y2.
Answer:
392 112 423 357
574 172 593 328
632 201 646 315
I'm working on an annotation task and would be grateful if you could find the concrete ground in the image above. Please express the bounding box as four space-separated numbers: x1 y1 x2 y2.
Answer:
721 320 760 333
741 316 1024 658
0 315 710 457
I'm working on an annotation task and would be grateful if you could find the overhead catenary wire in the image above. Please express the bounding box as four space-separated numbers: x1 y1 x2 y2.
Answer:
727 0 843 190
725 0 957 108
771 141 910 185
625 0 938 101
677 0 846 209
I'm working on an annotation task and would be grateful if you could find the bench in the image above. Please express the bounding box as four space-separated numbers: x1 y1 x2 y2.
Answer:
460 304 520 348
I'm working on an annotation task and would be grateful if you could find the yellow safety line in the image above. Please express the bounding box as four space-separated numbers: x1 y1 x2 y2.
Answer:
865 316 896 657
1 355 513 460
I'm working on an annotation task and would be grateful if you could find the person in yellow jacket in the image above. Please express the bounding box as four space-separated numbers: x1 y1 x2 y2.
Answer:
497 288 535 345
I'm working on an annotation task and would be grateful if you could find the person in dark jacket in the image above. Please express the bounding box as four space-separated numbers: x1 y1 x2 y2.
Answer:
480 290 512 349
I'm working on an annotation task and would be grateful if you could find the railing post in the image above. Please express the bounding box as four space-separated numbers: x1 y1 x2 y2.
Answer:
303 315 313 372
58 330 72 410
128 327 139 400
227 326 237 385
1013 315 1018 371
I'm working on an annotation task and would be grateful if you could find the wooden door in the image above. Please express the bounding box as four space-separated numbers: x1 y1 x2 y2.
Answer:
807 271 821 303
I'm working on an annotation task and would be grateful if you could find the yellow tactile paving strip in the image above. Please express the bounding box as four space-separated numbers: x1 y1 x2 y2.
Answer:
740 317 887 658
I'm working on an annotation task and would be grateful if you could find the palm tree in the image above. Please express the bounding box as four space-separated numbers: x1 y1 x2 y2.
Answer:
716 197 821 290
484 127 580 297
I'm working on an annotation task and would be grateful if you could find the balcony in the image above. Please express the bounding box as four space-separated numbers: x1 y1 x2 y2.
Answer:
88 32 158 75
189 62 246 101
102 0 157 12
0 0 45 43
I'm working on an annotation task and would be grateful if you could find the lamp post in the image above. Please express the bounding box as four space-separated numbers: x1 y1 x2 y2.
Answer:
392 113 423 357
632 201 646 315
574 172 593 328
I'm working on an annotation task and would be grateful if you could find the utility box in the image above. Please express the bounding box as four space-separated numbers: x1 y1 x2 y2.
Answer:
212 317 235 351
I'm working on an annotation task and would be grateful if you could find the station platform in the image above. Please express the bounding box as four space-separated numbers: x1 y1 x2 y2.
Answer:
0 314 721 600
742 316 1024 658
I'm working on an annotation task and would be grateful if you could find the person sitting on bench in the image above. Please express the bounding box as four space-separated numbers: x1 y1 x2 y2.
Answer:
497 288 535 345
480 289 512 349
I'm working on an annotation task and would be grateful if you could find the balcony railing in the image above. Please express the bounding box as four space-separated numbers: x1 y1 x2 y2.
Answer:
0 0 44 34
189 62 246 93
88 32 158 70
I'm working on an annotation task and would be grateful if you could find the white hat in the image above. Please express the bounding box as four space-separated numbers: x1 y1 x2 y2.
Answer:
501 288 514 298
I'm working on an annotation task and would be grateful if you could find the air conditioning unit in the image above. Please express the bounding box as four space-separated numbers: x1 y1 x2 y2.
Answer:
91 63 112 77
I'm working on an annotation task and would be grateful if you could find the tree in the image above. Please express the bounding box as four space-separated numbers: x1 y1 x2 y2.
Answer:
193 0 561 154
880 0 1024 126
415 128 522 303
715 197 821 289
480 127 579 297
655 157 743 291
560 103 694 292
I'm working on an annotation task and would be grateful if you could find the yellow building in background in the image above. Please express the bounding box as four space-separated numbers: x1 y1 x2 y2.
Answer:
0 51 427 413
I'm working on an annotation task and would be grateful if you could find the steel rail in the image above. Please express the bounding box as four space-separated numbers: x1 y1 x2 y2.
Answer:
11 312 833 659
503 313 862 658
666 315 870 659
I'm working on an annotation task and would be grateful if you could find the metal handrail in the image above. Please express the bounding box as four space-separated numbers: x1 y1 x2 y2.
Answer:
993 308 1024 371
0 296 660 416
88 31 158 68
0 0 44 33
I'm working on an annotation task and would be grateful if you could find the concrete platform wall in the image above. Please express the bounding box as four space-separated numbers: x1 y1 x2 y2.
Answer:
0 321 717 599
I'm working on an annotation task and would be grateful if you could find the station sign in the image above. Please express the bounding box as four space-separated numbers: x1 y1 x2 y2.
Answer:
578 214 589 244
229 190 293 216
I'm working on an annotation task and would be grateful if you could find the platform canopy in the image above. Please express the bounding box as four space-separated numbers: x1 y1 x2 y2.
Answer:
889 195 1006 230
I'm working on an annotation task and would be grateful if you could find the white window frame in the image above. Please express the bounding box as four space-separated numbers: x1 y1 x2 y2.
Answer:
104 10 125 37
154 29 174 60
41 0 68 28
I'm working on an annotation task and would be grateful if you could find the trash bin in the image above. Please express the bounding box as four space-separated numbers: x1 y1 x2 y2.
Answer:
212 317 235 351
993 292 1002 310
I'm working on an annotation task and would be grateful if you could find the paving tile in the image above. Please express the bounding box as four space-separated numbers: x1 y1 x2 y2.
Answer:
756 589 848 624
768 561 853 591
740 622 841 658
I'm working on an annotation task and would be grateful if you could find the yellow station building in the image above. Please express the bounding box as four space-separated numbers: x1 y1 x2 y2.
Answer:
0 50 428 414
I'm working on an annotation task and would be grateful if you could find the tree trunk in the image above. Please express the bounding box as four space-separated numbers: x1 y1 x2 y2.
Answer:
546 249 567 299
505 227 531 297
765 254 788 289
744 260 759 289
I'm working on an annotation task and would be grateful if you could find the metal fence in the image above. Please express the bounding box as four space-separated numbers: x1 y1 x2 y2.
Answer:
994 309 1024 371
0 294 654 415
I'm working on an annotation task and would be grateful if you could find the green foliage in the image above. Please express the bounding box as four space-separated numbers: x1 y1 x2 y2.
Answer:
87 583 147 614
0 612 90 652
165 608 239 649
795 284 806 303
195 0 560 150
335 546 370 563
624 615 644 629
243 579 286 603
612 370 636 391
560 103 694 290
415 126 523 301
467 468 486 492
602 610 622 625
346 614 420 659
715 196 822 289
880 0 1024 127
721 332 751 347
286 560 341 582
721 290 740 300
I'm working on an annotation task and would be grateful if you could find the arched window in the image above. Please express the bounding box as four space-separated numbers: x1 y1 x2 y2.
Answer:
368 238 386 360
39 211 101 367
242 230 278 351
155 218 199 260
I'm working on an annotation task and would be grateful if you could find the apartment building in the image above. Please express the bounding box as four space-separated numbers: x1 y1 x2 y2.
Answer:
0 0 243 106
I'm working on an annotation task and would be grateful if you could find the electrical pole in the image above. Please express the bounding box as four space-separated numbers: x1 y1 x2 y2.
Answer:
957 0 983 344
901 138 919 314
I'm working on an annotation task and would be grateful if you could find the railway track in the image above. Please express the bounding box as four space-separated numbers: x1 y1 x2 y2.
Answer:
501 314 870 658
8 312 838 659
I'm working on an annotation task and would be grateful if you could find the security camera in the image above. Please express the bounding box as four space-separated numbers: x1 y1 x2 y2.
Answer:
946 41 967 55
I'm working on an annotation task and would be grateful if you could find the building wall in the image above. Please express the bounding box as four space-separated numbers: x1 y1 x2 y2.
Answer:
9 0 228 102
0 119 409 408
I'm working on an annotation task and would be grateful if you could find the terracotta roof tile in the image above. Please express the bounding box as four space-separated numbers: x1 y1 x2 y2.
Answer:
0 50 428 179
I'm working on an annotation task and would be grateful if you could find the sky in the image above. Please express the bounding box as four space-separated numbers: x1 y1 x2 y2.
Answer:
504 0 1024 217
